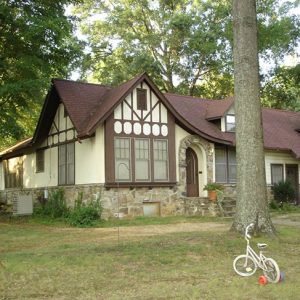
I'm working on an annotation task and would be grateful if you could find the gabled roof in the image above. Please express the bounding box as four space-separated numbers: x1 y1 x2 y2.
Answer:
262 108 300 158
0 137 32 159
1 73 300 160
205 97 234 120
164 93 235 144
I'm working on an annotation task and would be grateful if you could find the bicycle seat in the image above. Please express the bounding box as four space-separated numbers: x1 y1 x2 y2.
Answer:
257 243 267 249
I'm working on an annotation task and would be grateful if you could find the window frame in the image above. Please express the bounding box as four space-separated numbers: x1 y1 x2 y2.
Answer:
215 146 237 183
113 137 169 183
153 139 169 181
58 142 75 186
36 149 45 173
271 164 284 185
134 138 151 182
225 114 236 132
115 137 132 182
136 88 147 111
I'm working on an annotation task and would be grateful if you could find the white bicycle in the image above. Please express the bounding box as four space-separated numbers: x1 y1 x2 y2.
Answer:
233 223 280 283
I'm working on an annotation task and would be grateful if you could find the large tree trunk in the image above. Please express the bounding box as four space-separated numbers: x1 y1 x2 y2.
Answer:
231 0 275 234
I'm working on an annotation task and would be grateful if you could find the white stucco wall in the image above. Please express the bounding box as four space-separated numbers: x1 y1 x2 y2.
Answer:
265 151 300 185
76 126 105 184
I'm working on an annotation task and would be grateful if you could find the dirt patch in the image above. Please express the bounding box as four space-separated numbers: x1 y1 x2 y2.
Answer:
58 222 230 242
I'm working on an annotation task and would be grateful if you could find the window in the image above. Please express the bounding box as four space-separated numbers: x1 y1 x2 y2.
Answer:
226 115 235 132
137 88 147 110
271 164 284 184
215 146 236 183
58 143 75 185
36 149 44 173
114 137 169 182
153 139 169 180
115 138 131 181
4 157 23 188
135 139 150 181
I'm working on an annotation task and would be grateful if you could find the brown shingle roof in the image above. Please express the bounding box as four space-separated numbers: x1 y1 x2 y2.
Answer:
164 93 235 144
205 97 234 120
52 79 112 134
262 108 300 158
2 74 300 160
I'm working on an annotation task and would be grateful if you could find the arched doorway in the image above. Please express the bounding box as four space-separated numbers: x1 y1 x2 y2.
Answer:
186 147 199 197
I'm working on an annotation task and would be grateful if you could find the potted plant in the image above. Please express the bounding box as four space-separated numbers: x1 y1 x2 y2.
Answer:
203 182 224 201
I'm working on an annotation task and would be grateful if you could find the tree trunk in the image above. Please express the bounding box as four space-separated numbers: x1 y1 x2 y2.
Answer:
231 0 275 234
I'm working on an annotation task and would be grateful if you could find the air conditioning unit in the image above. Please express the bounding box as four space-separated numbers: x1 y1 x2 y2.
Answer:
13 194 33 216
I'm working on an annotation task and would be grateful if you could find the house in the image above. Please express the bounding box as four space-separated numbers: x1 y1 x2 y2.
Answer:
0 73 300 217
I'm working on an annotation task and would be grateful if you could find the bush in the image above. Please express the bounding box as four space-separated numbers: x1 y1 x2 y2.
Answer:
272 180 295 203
34 188 69 218
67 193 102 227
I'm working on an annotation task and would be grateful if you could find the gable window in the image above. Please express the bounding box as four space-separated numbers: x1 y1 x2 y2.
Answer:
58 143 75 185
153 139 169 180
4 157 23 188
114 137 169 182
36 149 45 173
115 138 131 181
226 115 235 132
137 88 147 110
271 164 284 184
135 139 150 181
215 146 236 183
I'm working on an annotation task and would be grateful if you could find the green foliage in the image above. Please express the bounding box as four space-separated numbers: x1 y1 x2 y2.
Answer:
0 0 83 151
203 182 224 191
261 64 300 111
67 193 103 227
74 0 299 99
34 189 69 218
272 180 296 203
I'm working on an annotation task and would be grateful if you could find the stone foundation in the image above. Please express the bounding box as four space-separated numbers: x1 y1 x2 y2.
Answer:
1 184 236 219
1 183 276 219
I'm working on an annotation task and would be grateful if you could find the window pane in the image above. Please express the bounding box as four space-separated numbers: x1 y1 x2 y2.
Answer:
216 164 227 183
228 164 237 183
67 143 75 184
58 145 66 185
115 138 131 181
154 140 168 180
135 139 150 181
226 115 236 132
36 150 44 172
215 148 226 163
271 164 283 184
215 147 227 183
137 89 147 110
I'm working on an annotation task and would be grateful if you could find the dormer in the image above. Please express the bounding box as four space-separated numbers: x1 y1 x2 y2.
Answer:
205 97 235 133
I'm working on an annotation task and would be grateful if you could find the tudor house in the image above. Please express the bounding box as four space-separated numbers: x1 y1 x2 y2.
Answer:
1 73 300 217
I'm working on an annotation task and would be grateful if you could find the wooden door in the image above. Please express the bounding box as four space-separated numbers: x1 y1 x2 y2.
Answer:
186 148 199 197
286 164 299 204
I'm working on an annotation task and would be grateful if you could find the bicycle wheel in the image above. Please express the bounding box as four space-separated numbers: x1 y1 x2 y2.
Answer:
233 255 257 276
263 258 280 283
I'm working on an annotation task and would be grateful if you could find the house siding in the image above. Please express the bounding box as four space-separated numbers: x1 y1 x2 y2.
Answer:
265 151 300 185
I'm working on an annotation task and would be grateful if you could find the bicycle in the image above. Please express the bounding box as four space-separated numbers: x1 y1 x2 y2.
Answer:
233 223 280 283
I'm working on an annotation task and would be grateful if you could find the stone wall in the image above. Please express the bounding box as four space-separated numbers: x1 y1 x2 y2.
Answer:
1 181 277 219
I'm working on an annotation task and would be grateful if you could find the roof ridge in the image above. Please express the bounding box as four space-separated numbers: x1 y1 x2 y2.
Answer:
164 92 214 101
262 106 300 114
52 78 112 88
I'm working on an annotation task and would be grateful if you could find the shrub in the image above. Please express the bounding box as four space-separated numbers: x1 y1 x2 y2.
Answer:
272 180 295 203
34 188 69 218
67 193 102 227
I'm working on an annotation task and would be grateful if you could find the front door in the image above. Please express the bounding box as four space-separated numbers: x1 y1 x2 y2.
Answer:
286 164 299 204
186 147 199 197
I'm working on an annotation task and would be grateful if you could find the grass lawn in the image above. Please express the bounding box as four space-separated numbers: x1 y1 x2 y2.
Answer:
0 216 299 300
